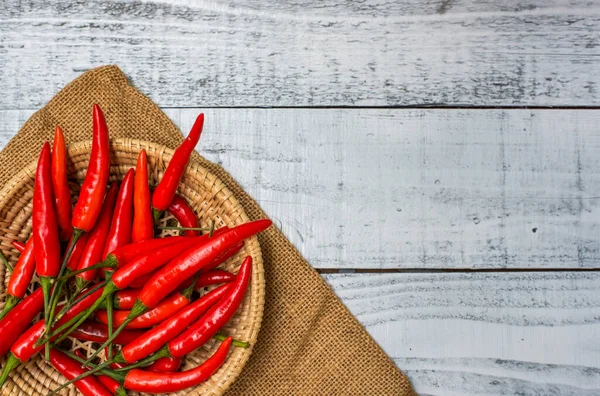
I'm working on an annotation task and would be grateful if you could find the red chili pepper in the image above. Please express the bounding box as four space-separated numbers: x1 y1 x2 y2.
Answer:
96 288 194 329
139 220 269 310
72 104 110 233
0 287 104 388
104 235 188 270
169 256 252 357
81 220 268 365
128 272 152 288
103 168 134 259
33 142 61 333
118 285 230 364
132 149 153 242
200 240 244 273
71 321 144 345
11 240 26 252
73 349 126 396
112 289 139 309
167 194 200 236
152 114 204 213
76 183 119 288
124 337 231 393
0 239 36 319
147 356 182 373
52 126 73 241
195 269 235 288
66 232 90 271
49 349 113 396
0 288 44 357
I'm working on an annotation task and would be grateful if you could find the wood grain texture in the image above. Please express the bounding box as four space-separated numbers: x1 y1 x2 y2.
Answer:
1 108 600 269
0 0 599 109
325 272 600 395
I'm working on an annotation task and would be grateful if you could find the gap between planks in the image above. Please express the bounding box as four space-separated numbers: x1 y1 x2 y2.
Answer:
317 268 600 274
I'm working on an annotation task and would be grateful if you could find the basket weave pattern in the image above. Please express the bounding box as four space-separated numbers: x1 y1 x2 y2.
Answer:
0 138 265 396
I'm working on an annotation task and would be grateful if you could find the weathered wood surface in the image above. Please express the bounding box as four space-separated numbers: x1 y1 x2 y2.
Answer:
1 0 599 109
326 272 600 395
2 108 600 269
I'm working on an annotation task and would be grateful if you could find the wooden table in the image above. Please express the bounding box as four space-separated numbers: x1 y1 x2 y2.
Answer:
1 1 599 394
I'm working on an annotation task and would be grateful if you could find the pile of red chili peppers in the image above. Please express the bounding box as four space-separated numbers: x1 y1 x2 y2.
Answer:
0 106 272 396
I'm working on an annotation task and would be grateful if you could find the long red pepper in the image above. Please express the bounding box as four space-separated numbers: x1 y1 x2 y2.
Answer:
52 126 73 241
11 240 26 252
73 349 127 396
147 356 182 372
83 220 269 364
124 337 231 393
0 239 36 319
52 337 232 395
49 349 113 396
103 168 134 259
169 256 252 357
152 114 204 216
195 269 235 288
52 236 207 344
96 288 194 329
33 141 61 350
48 104 110 339
0 287 104 388
76 183 119 288
112 289 139 309
0 288 44 357
71 321 144 345
140 221 269 309
132 149 153 242
167 194 200 236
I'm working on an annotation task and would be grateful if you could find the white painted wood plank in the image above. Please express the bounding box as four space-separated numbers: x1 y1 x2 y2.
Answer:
325 272 600 395
2 108 600 269
0 0 599 108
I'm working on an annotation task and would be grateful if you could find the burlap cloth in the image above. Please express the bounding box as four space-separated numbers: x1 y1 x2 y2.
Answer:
0 66 415 395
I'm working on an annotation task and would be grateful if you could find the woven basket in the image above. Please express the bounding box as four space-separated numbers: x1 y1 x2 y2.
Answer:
0 138 265 396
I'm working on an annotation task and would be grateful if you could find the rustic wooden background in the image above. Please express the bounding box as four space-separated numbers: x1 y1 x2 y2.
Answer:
1 0 600 394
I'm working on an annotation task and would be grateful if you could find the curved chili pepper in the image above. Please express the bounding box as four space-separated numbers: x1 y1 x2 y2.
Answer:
52 126 73 241
0 288 44 357
200 240 244 273
140 220 269 310
167 194 200 236
152 113 204 214
71 321 144 345
52 337 232 395
147 356 182 372
0 287 104 388
170 256 252 357
96 288 194 329
73 349 127 396
124 337 231 393
72 104 110 233
33 142 61 339
133 149 153 242
66 232 90 271
76 183 119 288
0 239 36 319
104 168 134 259
83 220 269 365
11 240 26 252
49 349 113 396
195 269 235 288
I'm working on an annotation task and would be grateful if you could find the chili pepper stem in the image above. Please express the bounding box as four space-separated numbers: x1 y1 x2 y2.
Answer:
0 353 20 389
0 295 20 321
105 271 114 360
214 333 250 348
49 282 117 345
39 276 53 359
58 348 126 383
83 301 147 366
157 226 213 232
56 258 116 281
0 251 14 273
45 228 83 337
52 280 107 326
152 208 163 223
48 360 114 396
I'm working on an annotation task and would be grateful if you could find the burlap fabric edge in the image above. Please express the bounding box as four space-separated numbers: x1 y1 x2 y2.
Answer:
0 65 416 396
